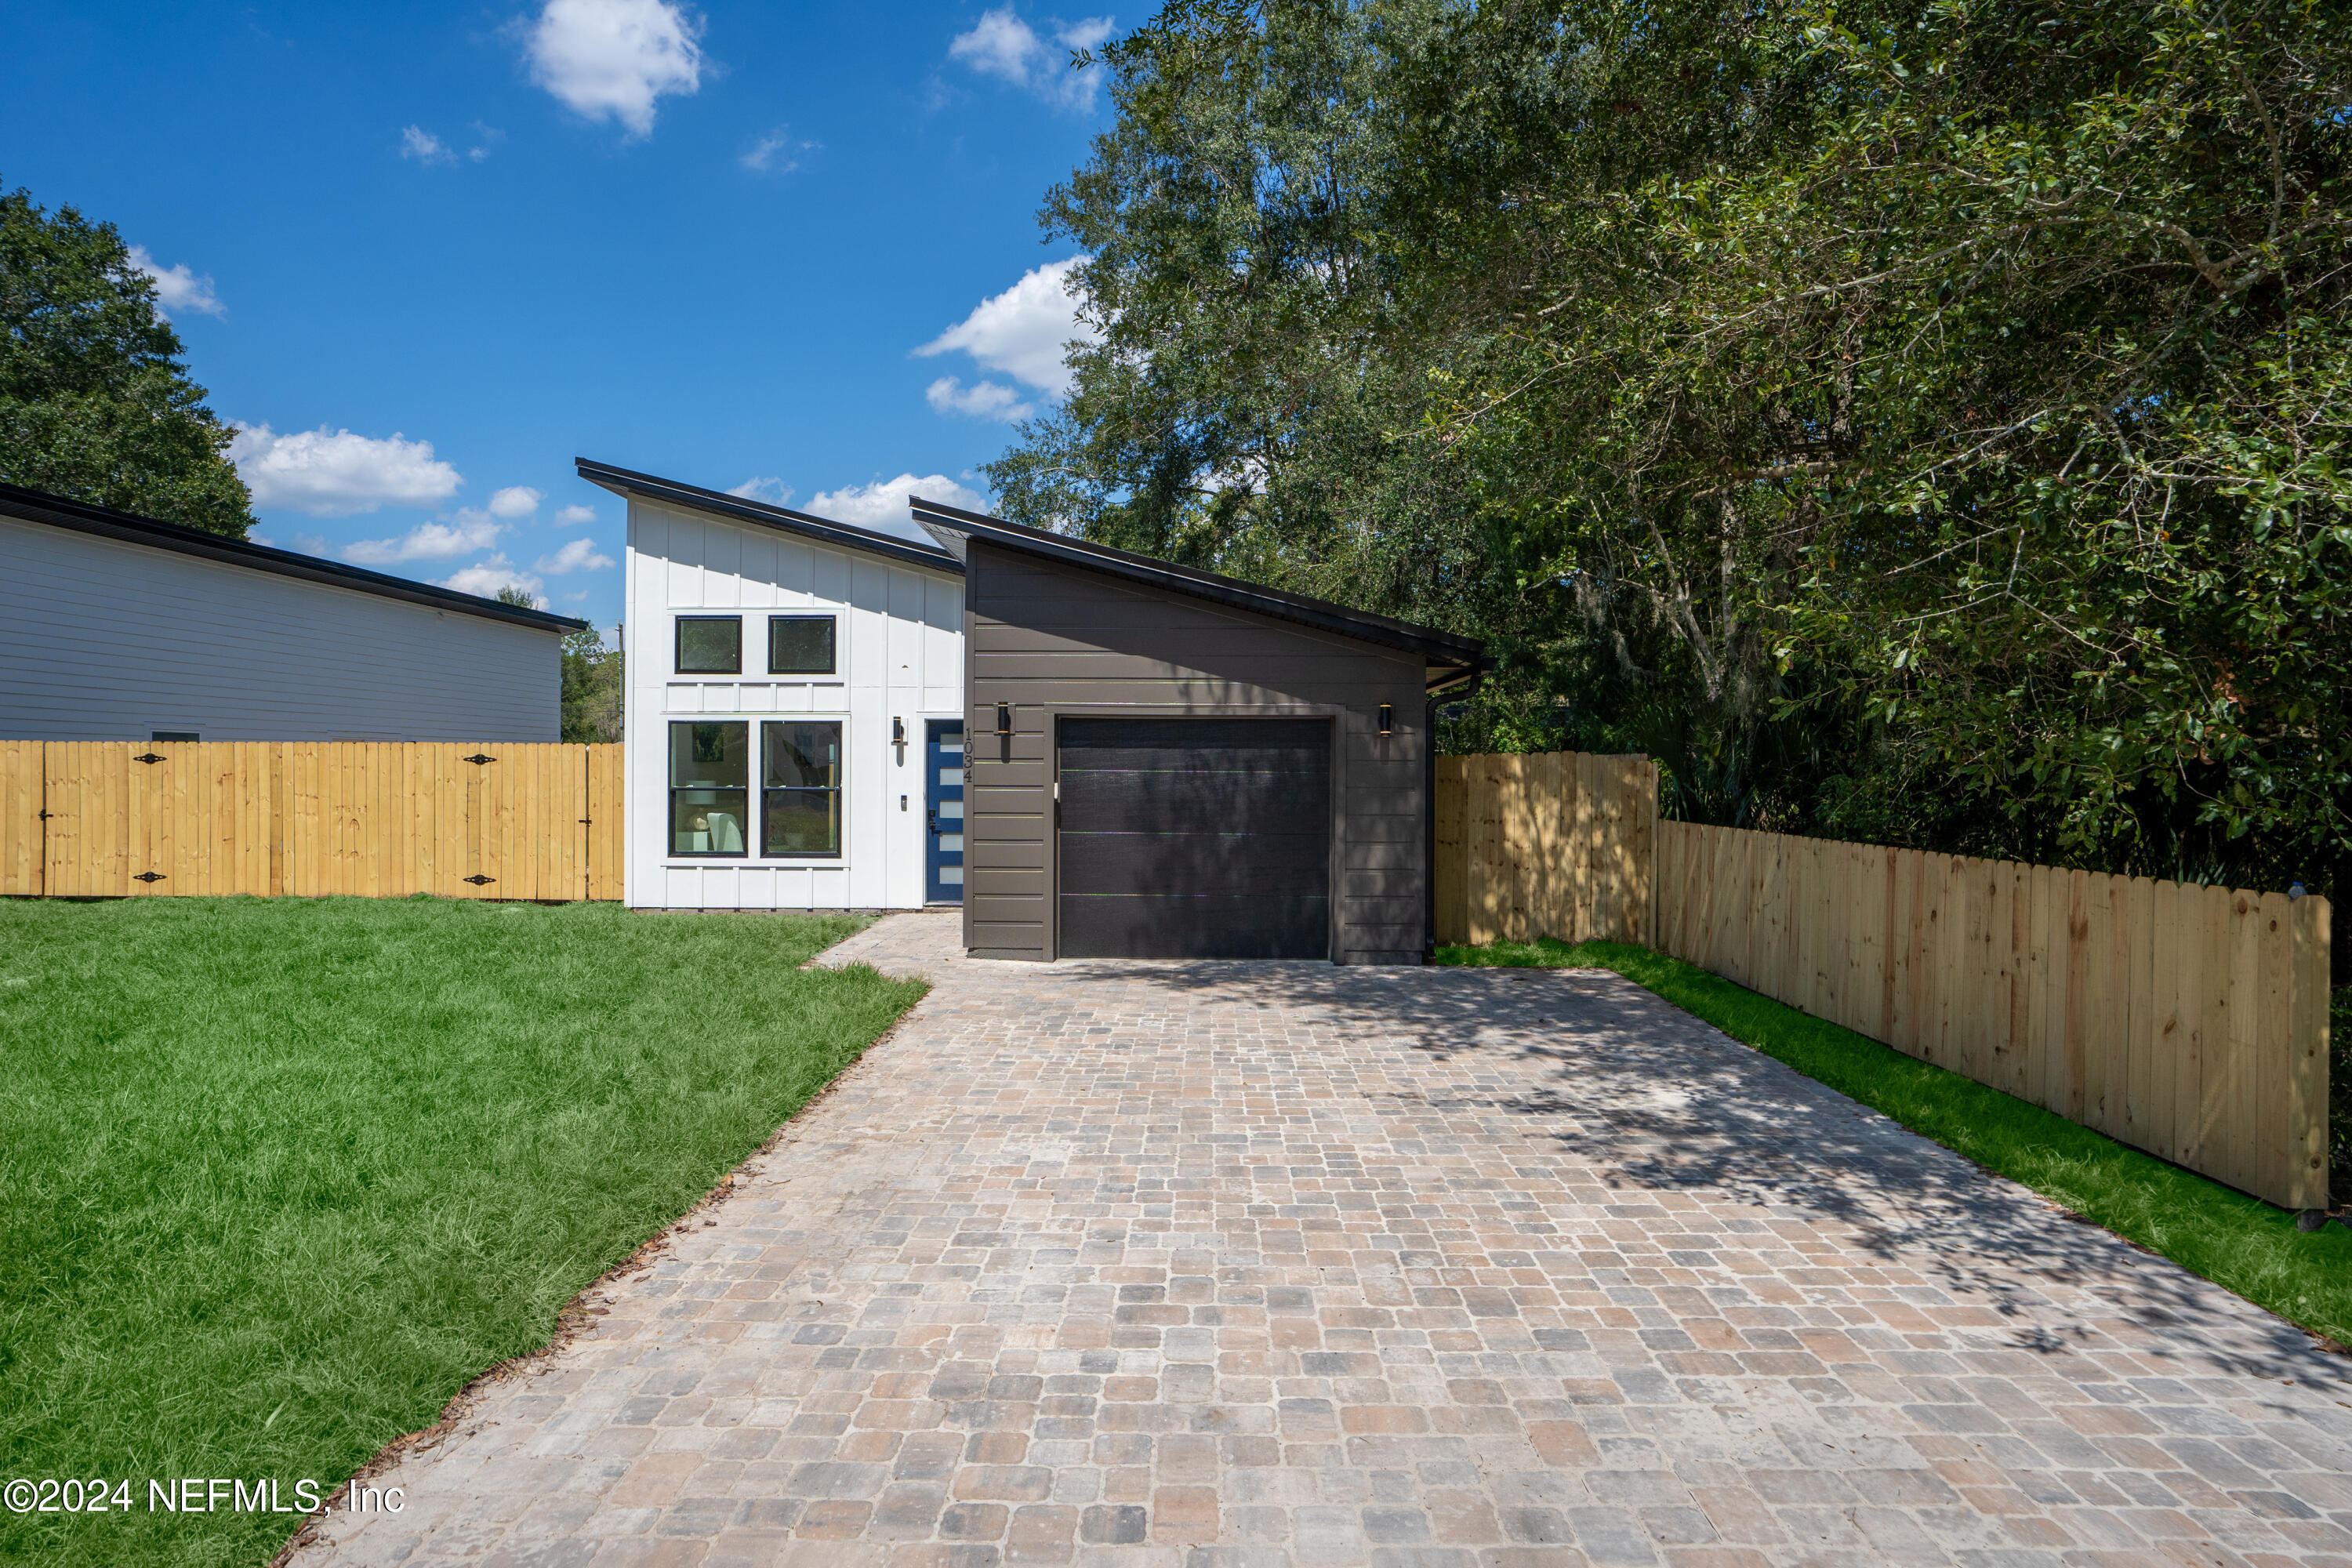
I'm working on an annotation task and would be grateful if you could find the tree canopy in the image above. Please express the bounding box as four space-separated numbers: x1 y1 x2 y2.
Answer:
561 624 624 743
0 183 253 537
986 0 2352 895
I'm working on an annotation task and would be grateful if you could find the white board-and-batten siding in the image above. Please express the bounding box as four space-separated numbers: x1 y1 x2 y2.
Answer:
623 499 964 910
0 515 561 742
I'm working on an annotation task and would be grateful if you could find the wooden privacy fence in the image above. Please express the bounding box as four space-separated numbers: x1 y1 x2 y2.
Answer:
0 741 622 902
1432 751 1660 947
1656 823 2332 1210
1436 750 2333 1212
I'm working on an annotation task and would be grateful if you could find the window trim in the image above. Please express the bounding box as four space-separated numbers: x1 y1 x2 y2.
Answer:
760 718 845 860
666 720 751 859
766 613 840 676
673 615 743 674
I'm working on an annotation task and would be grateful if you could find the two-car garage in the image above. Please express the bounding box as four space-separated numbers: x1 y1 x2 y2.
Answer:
909 497 1485 965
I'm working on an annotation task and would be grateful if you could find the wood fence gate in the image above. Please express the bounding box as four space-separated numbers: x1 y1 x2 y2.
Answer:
0 741 622 902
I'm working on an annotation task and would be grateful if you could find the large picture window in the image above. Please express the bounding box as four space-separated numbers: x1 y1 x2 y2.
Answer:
762 720 843 857
768 615 837 674
675 616 742 673
668 721 749 856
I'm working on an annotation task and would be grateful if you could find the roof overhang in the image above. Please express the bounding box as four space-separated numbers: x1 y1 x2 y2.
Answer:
579 459 964 575
909 495 1489 692
0 482 588 633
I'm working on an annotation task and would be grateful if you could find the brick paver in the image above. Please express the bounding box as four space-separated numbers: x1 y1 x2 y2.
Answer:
292 911 2352 1567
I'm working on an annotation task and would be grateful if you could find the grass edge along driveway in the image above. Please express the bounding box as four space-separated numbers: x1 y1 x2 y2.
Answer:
1437 936 2352 1351
0 896 926 1568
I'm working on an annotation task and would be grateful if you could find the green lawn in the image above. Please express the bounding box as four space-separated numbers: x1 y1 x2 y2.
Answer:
0 896 924 1568
1437 937 2352 1348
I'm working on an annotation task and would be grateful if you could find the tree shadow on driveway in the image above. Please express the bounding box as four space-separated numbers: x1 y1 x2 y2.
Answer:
1045 956 2348 1392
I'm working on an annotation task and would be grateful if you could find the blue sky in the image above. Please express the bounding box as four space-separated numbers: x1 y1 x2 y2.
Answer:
2 0 1114 631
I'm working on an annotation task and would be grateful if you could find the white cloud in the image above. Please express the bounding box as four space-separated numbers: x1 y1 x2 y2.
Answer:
740 128 815 174
806 474 989 538
229 423 463 516
916 256 1098 398
726 477 793 505
533 536 615 574
401 125 454 164
524 0 703 137
438 555 546 605
948 7 1113 110
554 503 597 525
343 510 504 565
126 245 223 319
402 124 499 164
488 485 543 518
925 376 1035 423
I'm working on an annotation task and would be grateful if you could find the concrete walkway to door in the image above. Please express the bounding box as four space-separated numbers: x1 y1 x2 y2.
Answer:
292 911 2352 1567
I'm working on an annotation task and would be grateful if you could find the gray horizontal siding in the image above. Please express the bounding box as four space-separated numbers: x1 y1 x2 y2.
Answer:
964 541 1429 964
1 517 560 741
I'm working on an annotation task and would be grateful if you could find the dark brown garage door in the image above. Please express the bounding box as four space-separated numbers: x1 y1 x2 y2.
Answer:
1056 717 1330 959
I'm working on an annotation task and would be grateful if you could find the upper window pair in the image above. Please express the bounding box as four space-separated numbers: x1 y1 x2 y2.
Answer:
675 615 837 675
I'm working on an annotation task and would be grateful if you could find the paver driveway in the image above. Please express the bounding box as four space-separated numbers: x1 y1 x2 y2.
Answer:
293 912 2352 1568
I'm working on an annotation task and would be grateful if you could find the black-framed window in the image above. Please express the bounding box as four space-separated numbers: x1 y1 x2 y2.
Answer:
669 721 750 857
675 616 742 673
762 720 843 857
768 614 837 674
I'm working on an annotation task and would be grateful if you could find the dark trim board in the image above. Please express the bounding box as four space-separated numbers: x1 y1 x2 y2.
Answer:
579 459 964 575
0 482 587 633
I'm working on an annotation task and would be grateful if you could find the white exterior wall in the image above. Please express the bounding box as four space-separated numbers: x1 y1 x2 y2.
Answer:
0 516 562 741
623 499 964 910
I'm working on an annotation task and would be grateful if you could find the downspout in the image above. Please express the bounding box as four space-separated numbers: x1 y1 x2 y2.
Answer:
1423 666 1486 963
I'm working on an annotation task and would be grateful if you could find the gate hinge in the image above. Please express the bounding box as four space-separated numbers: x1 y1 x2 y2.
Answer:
463 753 496 766
38 810 53 820
463 873 495 885
133 752 166 764
134 871 165 883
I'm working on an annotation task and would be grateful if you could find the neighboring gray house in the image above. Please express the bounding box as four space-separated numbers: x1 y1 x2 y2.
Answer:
0 483 585 742
909 495 1486 965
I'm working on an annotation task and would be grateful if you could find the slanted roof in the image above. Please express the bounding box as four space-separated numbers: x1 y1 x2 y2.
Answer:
0 481 588 633
578 459 964 575
909 495 1487 691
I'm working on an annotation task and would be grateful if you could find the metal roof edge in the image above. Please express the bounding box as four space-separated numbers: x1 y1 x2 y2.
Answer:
0 482 589 633
908 495 1487 670
579 459 964 575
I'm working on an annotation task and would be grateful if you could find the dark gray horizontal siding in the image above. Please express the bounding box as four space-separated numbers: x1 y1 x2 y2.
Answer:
975 652 1406 685
1344 869 1418 899
972 622 1370 659
964 541 1430 964
974 682 1395 711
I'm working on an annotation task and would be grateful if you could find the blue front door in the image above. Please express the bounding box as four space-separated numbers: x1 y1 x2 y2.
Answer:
925 720 965 903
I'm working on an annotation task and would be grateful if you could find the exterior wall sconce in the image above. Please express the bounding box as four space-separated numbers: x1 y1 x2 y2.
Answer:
1377 703 1394 736
996 702 1013 737
892 717 906 745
